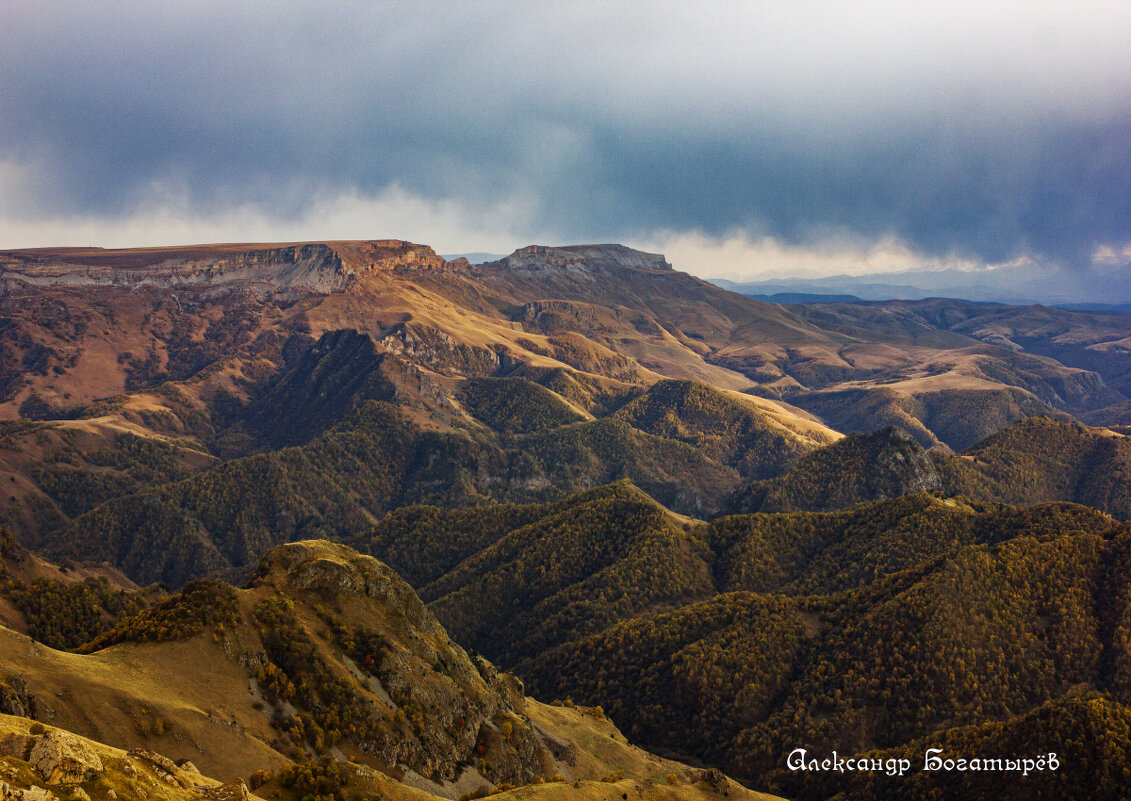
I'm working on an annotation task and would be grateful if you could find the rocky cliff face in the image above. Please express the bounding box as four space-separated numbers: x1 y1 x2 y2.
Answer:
0 241 670 297
0 244 352 295
0 240 462 297
332 240 463 274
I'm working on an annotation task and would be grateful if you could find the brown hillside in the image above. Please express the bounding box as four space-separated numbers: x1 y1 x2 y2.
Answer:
5 238 1125 450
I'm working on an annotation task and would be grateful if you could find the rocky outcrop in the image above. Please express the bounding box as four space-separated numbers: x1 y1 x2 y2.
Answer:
558 244 672 271
697 769 730 795
260 542 442 633
0 240 464 297
200 780 249 801
0 675 36 720
333 240 459 274
28 731 103 784
0 244 354 296
377 323 502 377
0 733 36 761
871 427 944 495
126 749 191 788
0 781 54 801
0 725 262 801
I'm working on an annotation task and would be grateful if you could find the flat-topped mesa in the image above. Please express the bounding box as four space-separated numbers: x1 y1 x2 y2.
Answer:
486 243 673 272
332 239 465 273
0 242 348 293
0 239 464 295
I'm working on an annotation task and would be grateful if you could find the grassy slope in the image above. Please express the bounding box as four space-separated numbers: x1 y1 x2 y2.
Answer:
0 714 266 801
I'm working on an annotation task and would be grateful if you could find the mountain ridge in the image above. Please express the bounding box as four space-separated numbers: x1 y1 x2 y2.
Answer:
4 237 1127 453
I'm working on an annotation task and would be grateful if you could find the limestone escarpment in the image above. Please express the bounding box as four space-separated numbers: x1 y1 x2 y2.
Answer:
0 240 463 296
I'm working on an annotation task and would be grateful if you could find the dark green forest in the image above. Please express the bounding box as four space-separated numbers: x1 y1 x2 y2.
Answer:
344 483 1131 800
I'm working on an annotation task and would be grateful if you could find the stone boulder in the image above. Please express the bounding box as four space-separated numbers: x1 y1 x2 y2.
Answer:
0 675 36 720
0 733 36 761
126 750 190 788
697 768 730 795
0 781 55 801
201 780 249 801
28 731 103 784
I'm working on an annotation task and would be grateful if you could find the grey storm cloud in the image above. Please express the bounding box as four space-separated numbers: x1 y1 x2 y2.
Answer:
2 1 1129 263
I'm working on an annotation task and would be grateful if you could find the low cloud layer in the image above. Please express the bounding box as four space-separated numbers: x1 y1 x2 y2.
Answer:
2 2 1129 278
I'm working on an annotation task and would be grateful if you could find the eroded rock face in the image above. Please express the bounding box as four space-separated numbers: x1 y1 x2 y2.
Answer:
873 427 944 496
377 322 502 377
697 768 730 794
28 731 103 784
0 240 467 297
0 729 257 801
0 675 37 720
200 780 249 801
0 733 36 761
333 240 454 274
0 780 55 801
0 244 355 296
126 750 190 788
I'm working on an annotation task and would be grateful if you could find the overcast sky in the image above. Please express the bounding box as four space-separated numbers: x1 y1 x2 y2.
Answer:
2 1 1129 280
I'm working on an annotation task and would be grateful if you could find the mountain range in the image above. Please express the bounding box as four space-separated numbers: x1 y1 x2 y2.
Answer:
710 259 1131 307
1 238 1130 800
